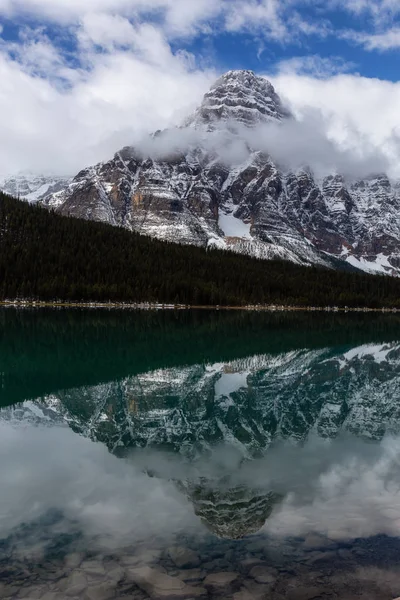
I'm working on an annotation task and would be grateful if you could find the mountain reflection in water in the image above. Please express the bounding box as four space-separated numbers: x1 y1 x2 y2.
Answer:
2 310 400 599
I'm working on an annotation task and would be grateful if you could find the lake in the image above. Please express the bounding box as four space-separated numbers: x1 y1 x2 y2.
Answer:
1 309 400 600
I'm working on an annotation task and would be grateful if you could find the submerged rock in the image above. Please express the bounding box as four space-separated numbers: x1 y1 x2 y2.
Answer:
128 566 206 598
167 546 200 569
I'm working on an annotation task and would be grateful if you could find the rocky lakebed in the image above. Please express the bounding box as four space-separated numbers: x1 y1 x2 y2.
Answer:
2 514 400 600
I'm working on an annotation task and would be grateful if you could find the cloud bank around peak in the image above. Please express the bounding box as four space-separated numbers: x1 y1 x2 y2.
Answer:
135 113 388 181
270 70 400 178
1 1 400 179
0 25 216 178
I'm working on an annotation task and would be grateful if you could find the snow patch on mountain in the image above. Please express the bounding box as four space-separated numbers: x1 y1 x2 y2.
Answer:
344 252 394 275
218 210 251 239
342 343 393 363
215 371 249 401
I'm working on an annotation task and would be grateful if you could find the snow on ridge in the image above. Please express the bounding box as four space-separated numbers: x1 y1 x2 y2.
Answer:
342 343 394 363
215 371 249 401
0 173 71 203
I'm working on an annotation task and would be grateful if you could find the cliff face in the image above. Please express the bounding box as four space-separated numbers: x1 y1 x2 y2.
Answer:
39 70 400 274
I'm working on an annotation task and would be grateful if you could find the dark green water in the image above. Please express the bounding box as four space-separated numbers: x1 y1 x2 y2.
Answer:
2 309 400 599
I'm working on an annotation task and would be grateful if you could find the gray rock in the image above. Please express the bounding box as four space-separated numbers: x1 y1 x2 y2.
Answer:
202 558 231 572
286 586 325 600
177 569 206 583
120 549 161 567
305 550 337 565
249 565 277 584
64 553 84 569
81 561 106 577
17 586 48 599
106 565 125 582
58 571 88 596
303 534 337 551
41 593 65 600
167 546 200 569
85 582 115 600
239 558 267 573
3 585 22 597
234 590 258 600
203 571 239 587
128 566 206 599
243 580 275 600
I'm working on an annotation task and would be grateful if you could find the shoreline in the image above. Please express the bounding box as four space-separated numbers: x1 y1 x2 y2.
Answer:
0 300 399 312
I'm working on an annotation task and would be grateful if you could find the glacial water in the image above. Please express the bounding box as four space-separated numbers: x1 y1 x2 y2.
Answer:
2 308 400 600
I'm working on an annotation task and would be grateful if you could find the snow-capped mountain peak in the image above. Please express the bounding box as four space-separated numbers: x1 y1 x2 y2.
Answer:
3 69 399 276
186 70 291 129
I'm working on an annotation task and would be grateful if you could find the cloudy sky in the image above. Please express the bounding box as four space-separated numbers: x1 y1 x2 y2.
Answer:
1 0 400 178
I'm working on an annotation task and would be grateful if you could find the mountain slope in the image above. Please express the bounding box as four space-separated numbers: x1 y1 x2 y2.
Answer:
0 173 70 203
40 70 400 275
2 191 400 307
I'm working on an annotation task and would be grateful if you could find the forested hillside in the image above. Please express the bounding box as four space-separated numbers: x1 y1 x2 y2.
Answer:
1 192 400 307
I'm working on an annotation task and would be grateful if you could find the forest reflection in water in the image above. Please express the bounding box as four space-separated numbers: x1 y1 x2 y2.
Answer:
1 309 400 599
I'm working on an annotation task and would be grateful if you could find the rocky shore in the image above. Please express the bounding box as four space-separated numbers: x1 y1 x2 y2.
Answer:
0 300 399 313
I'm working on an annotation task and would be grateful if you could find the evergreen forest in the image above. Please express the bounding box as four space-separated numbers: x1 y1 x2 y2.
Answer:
1 191 400 308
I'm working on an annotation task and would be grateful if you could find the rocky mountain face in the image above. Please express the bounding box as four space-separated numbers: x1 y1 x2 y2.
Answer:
0 173 70 203
36 70 400 275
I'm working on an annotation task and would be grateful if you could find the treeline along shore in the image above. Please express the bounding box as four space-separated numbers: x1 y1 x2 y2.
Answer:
1 191 400 308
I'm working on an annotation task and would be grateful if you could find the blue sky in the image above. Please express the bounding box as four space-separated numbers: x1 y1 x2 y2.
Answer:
1 0 400 177
181 7 400 82
2 0 400 80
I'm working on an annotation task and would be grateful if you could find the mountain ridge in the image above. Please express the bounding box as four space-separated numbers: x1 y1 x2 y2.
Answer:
0 173 70 203
4 69 400 275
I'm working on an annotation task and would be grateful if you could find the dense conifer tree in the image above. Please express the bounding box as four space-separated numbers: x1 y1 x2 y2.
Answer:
1 192 400 308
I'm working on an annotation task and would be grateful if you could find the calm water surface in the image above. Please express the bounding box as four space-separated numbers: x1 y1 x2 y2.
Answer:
2 309 400 600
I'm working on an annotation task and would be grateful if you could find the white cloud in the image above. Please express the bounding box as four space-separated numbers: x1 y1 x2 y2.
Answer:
1 0 223 37
2 29 400 180
277 55 356 78
0 29 216 178
4 420 400 548
263 434 400 541
0 422 200 546
77 13 138 52
225 0 289 40
328 0 400 23
270 70 400 178
0 0 331 42
1 1 400 180
135 114 387 180
328 0 400 51
344 27 400 51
